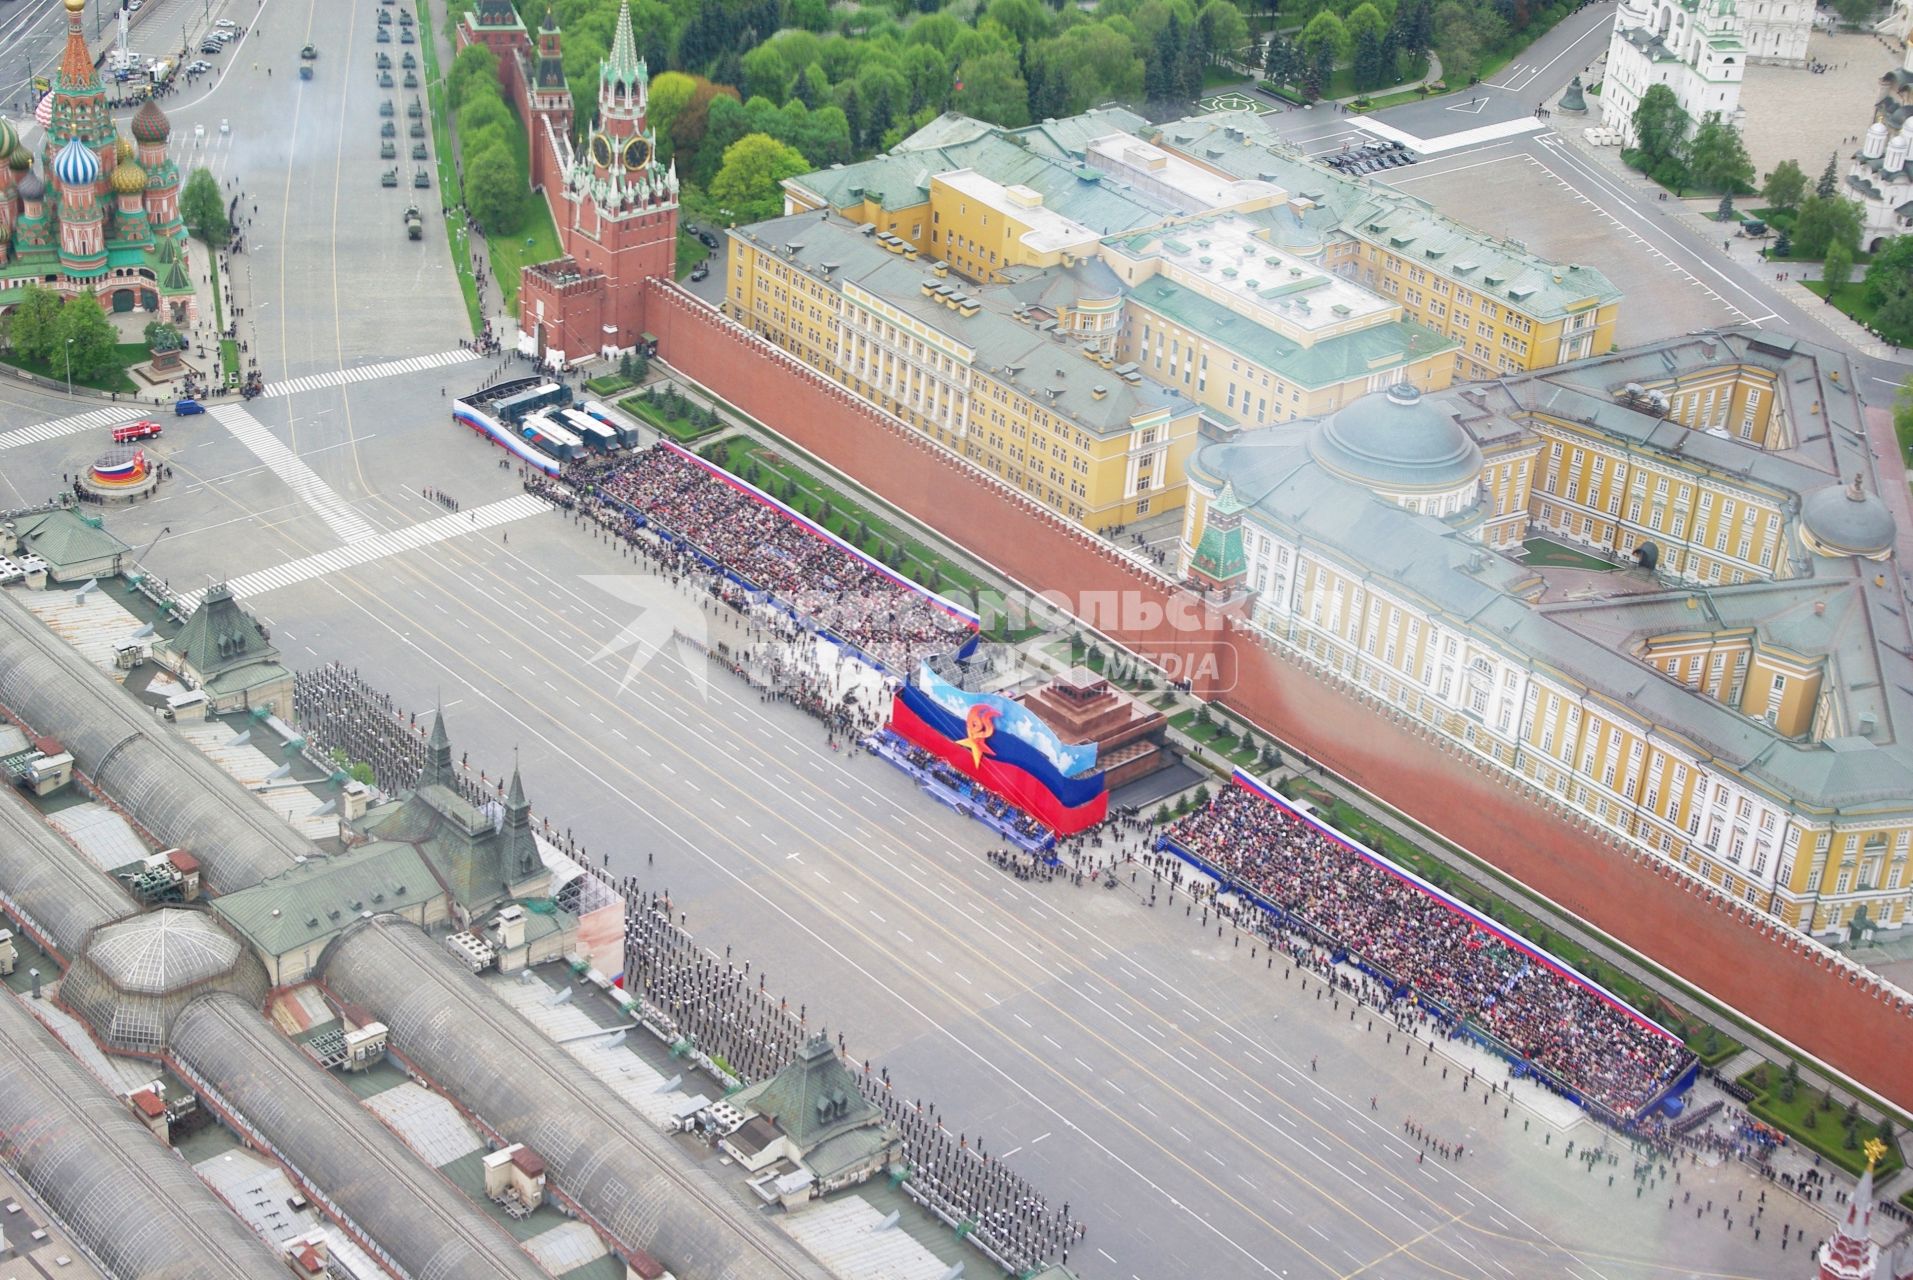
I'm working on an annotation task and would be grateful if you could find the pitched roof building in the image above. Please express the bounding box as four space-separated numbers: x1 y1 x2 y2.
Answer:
1180 326 1913 942
156 582 293 718
723 1034 901 1197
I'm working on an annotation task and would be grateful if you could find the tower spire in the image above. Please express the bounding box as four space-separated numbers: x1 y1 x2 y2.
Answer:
421 702 454 789
606 0 642 91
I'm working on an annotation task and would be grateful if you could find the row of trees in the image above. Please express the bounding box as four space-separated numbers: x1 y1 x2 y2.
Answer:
1759 154 1913 344
1627 85 1755 195
0 286 121 380
1265 0 1433 98
450 43 532 236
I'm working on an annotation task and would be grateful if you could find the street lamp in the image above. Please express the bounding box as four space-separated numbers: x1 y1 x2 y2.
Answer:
64 338 74 397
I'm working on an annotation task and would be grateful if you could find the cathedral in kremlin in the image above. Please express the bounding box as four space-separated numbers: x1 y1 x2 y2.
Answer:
460 0 679 364
0 0 195 325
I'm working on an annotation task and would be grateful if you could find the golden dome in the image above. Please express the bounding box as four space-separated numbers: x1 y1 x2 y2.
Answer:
64 0 85 13
116 137 135 163
109 161 147 195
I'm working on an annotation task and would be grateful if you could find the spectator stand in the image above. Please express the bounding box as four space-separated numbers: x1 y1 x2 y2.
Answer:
585 441 979 679
1158 769 1697 1127
866 730 1057 857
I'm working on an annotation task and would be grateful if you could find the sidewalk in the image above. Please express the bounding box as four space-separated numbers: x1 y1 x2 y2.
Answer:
1557 133 1913 364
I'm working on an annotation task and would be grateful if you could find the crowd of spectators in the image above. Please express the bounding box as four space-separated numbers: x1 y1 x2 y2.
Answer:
577 447 973 671
1167 785 1691 1117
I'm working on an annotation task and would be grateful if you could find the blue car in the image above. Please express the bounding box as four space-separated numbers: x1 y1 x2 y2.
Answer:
174 398 205 416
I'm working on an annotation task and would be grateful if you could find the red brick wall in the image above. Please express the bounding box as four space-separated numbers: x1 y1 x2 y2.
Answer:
644 281 1913 1109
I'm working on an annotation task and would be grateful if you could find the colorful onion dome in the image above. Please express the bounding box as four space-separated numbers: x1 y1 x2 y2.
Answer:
115 137 135 162
0 117 17 157
8 146 30 170
34 94 53 129
53 136 101 188
130 98 171 144
110 161 147 195
17 169 44 201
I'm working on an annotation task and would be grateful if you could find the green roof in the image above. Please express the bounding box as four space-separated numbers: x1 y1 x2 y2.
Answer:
161 583 281 681
1126 274 1457 392
7 508 129 570
212 842 440 957
364 784 513 913
728 1034 890 1160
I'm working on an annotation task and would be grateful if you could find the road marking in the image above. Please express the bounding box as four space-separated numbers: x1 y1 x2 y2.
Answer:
259 347 481 398
175 492 550 609
210 404 377 543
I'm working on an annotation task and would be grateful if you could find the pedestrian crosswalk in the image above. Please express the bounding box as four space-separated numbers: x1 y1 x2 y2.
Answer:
260 348 480 399
0 348 483 453
210 404 379 545
0 405 133 452
175 492 550 610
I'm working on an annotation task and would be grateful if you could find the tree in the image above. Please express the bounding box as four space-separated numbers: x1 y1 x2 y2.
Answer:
1822 240 1854 292
143 320 183 352
709 133 811 223
1831 0 1881 23
1630 85 1690 175
952 49 1029 126
1298 10 1347 96
1897 377 1913 464
6 285 64 365
1870 269 1913 347
464 141 526 235
1862 236 1913 307
1760 158 1807 211
1264 32 1297 84
1196 0 1248 66
646 71 698 159
180 167 230 246
56 294 118 381
448 42 500 109
1773 226 1792 257
1817 151 1839 199
1793 194 1862 260
1346 1 1390 88
1716 192 1734 222
1029 25 1144 115
1685 116 1753 194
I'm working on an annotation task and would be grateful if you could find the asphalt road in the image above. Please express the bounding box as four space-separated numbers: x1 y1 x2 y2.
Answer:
0 378 1829 1280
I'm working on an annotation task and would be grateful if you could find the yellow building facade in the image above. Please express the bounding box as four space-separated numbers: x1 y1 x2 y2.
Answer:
1178 331 1913 941
728 211 1201 525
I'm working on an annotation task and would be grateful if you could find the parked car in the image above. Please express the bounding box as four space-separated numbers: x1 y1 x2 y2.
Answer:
112 420 162 442
199 40 222 55
215 17 237 29
689 264 709 282
173 399 205 416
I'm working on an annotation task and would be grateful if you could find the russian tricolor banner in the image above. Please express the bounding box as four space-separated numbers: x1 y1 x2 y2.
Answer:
889 681 1107 835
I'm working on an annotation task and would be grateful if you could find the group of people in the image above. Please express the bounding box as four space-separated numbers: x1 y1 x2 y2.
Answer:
579 446 974 672
1165 785 1691 1117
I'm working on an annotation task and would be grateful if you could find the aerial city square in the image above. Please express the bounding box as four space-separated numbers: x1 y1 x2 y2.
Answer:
2 0 1913 1275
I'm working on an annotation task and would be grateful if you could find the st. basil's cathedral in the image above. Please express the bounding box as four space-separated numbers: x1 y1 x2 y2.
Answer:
0 0 196 326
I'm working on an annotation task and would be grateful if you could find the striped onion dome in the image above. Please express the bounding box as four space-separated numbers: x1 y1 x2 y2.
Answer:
52 135 101 188
0 117 16 158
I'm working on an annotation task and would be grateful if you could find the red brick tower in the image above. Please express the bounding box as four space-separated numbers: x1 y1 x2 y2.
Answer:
517 0 677 364
1817 1157 1882 1280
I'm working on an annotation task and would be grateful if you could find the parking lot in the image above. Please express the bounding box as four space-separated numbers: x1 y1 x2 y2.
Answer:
1381 141 1760 342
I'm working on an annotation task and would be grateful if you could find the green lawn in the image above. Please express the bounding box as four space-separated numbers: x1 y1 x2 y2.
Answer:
1522 537 1619 571
1737 1064 1904 1178
207 250 224 332
484 86 564 318
1357 83 1440 111
1270 53 1427 104
0 341 146 395
487 196 562 319
415 0 482 336
712 436 992 604
1802 279 1878 330
676 228 711 280
621 392 725 443
220 338 240 385
585 373 635 397
1169 707 1269 770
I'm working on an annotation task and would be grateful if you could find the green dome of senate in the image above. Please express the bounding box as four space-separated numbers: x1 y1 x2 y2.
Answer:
1801 475 1896 560
1307 383 1484 493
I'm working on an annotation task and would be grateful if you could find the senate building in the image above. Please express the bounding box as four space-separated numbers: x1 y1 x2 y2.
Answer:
1178 328 1913 942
